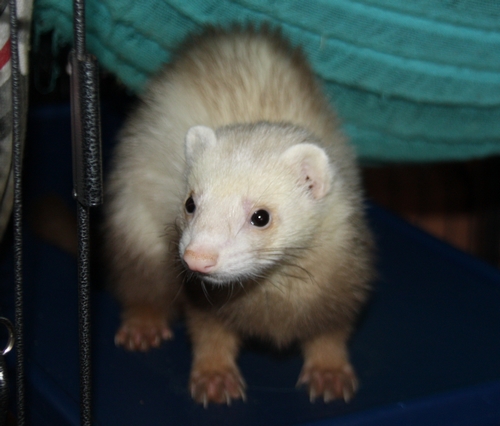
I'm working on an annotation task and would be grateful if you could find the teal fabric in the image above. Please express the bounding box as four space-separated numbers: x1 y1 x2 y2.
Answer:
33 0 500 163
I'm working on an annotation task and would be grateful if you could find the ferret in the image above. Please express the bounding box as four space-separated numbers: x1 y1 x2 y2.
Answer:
104 26 374 406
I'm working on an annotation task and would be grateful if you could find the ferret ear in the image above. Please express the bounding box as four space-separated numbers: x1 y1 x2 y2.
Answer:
281 143 332 199
185 125 217 163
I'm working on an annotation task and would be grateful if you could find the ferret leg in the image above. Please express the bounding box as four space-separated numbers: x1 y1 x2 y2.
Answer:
298 332 358 403
187 309 245 406
112 246 180 352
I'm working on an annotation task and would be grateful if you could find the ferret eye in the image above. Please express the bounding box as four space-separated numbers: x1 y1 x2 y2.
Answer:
185 196 196 214
250 209 270 227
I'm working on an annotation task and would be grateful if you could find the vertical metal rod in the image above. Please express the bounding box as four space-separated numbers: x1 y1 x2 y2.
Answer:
9 0 25 424
76 203 92 426
73 0 86 59
72 0 97 424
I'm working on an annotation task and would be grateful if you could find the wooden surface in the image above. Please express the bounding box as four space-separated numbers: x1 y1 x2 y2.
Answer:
363 159 500 268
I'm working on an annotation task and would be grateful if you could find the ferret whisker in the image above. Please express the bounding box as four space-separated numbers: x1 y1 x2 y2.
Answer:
172 256 189 280
273 281 287 295
217 283 236 313
286 264 318 286
278 271 309 285
228 282 235 303
201 281 214 306
175 268 186 280
252 274 285 294
283 248 310 259
160 223 180 239
235 278 248 295
170 281 185 306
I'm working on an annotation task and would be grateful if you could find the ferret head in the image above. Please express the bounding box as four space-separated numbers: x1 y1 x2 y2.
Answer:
178 123 335 285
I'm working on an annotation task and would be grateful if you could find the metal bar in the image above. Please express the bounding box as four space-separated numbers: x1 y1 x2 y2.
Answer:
77 203 92 426
73 0 86 59
71 1 103 424
9 0 25 424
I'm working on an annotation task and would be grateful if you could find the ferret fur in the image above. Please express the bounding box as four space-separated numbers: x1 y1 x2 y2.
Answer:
105 26 374 406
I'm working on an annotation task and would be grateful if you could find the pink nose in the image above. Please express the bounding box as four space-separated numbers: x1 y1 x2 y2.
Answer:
183 249 218 273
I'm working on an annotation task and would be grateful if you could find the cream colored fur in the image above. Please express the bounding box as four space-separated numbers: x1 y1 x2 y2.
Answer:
104 27 374 405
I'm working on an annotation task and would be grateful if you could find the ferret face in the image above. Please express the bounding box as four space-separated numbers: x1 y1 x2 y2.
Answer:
178 123 334 285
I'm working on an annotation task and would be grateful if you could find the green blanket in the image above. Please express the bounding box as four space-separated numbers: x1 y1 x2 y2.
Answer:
34 0 500 163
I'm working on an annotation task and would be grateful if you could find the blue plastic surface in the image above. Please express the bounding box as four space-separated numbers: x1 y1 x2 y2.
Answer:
1 103 500 425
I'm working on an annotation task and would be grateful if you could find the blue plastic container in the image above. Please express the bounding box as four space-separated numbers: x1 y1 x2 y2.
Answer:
1 103 500 425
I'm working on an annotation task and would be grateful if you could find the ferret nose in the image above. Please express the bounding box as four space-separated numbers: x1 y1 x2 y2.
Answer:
183 248 218 273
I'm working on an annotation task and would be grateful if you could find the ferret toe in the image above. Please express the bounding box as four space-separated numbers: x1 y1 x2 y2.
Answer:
298 363 358 404
190 368 246 406
114 320 173 352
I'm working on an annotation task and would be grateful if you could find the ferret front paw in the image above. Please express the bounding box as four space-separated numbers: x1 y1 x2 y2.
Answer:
297 363 358 403
190 366 246 407
114 312 173 351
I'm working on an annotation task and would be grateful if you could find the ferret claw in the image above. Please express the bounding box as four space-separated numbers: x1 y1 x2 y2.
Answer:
190 384 196 399
342 376 358 402
324 390 333 403
296 371 311 389
309 388 316 403
239 386 247 402
162 328 173 340
152 335 160 347
353 377 359 393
